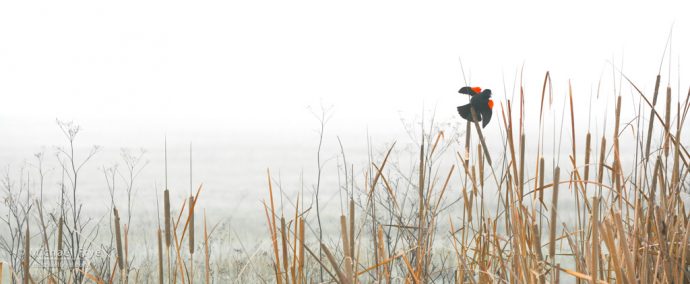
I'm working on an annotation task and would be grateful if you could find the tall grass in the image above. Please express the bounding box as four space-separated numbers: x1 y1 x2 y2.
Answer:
262 72 690 283
0 70 688 283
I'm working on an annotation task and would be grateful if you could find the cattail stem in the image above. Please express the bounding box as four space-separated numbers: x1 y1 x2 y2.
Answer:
164 189 171 248
114 208 124 271
23 223 30 284
549 166 560 282
590 197 600 284
57 216 63 271
644 75 661 158
157 228 164 284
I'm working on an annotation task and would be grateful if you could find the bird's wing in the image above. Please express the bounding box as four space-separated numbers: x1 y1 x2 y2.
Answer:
458 86 479 96
481 108 492 128
457 104 481 122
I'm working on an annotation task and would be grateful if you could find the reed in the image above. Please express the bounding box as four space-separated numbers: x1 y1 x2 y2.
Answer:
252 72 690 283
157 228 163 284
3 68 690 283
113 207 124 271
22 224 30 284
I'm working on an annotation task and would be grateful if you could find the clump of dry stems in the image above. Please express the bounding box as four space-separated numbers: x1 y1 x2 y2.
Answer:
263 72 690 283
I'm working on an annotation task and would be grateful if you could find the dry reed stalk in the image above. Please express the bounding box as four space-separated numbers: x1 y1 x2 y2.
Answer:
465 120 471 162
377 224 388 283
108 255 118 283
654 207 673 280
321 243 348 284
164 190 171 248
349 199 355 267
266 170 283 284
432 166 455 214
645 75 662 157
22 224 29 284
539 157 545 204
340 216 352 280
125 224 129 273
171 216 187 284
504 100 519 187
401 253 420 284
549 167 560 282
678 220 690 282
188 195 195 283
599 219 624 283
280 217 289 284
511 206 530 282
290 197 299 284
519 134 525 200
584 132 591 187
531 224 544 284
176 185 203 248
203 209 209 284
416 143 426 281
611 212 634 282
469 107 492 165
589 197 599 284
597 137 606 187
298 218 305 283
569 82 577 163
57 216 63 272
613 96 623 210
189 196 195 255
163 189 171 283
664 86 672 156
157 228 163 284
671 102 682 199
113 208 124 271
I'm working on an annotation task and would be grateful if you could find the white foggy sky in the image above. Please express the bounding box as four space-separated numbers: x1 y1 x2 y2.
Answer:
1 0 688 138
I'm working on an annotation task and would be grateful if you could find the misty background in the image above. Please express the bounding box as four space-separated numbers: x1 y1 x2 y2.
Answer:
2 0 690 243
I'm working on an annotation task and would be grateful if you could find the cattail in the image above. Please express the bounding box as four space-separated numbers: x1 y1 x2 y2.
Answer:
23 223 30 284
417 143 425 275
57 216 63 270
549 166 561 282
584 132 591 188
664 86 671 156
478 144 485 188
340 216 349 256
280 217 288 284
532 224 544 284
519 134 525 200
298 218 305 283
188 196 195 255
157 228 163 284
471 108 492 165
597 137 606 185
164 189 171 248
539 157 545 203
465 120 471 162
590 197 600 284
340 215 351 281
378 224 388 282
321 244 347 284
114 208 124 270
645 75 661 157
349 199 355 262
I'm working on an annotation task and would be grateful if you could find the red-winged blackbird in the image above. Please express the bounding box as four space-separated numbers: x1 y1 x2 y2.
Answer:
457 86 494 128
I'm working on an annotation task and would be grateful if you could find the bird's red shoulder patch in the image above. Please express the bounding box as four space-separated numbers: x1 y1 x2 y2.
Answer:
488 99 494 109
472 87 482 94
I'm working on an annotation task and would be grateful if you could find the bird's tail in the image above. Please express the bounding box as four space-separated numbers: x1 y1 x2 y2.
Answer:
457 104 480 122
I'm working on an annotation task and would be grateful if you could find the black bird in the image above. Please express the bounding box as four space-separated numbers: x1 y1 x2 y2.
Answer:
457 86 494 128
